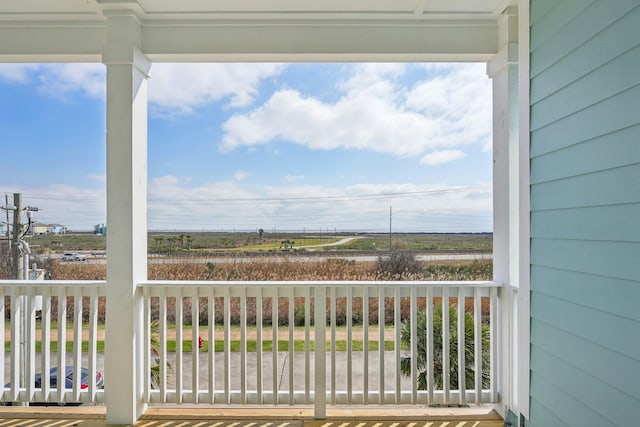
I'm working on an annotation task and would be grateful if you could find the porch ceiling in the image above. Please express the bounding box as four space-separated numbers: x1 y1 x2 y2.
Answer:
0 0 513 62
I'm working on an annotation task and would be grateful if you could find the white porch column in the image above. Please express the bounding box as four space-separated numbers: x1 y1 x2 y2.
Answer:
487 5 519 419
103 13 150 425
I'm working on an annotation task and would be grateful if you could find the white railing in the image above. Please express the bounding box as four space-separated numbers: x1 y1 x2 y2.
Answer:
0 279 500 413
0 280 106 406
140 280 500 414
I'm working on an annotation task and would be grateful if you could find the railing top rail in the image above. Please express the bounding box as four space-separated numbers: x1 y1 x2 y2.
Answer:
138 280 502 288
0 280 106 288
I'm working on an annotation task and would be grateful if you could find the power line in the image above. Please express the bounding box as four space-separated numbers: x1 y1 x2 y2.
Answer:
21 185 490 206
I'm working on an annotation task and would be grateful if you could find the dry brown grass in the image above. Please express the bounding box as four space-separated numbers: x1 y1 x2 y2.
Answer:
47 258 492 282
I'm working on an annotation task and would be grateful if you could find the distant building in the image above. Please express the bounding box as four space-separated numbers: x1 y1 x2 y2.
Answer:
49 224 67 234
32 222 67 235
32 222 50 235
94 224 107 235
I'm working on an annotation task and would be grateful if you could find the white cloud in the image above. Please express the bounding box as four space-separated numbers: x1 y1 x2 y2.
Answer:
0 63 285 114
87 174 106 182
144 177 492 231
0 183 105 231
0 64 40 83
38 63 105 99
284 174 304 183
0 63 105 99
148 63 285 115
234 170 249 181
3 177 492 232
221 63 491 160
420 149 466 166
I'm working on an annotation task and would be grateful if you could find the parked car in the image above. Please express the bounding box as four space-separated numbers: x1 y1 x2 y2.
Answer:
35 366 104 390
61 252 86 261
2 366 104 406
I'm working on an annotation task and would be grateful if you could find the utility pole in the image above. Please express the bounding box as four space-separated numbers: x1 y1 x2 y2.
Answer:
389 205 392 252
12 193 22 280
4 193 10 255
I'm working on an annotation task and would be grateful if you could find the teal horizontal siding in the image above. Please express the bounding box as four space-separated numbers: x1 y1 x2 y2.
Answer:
531 292 640 359
531 204 640 242
530 0 563 27
531 45 640 131
532 266 640 322
530 124 640 184
531 319 640 402
531 238 640 282
529 1 640 425
531 83 640 157
531 3 640 104
532 346 636 426
530 163 640 210
530 374 613 427
529 398 569 427
530 0 595 53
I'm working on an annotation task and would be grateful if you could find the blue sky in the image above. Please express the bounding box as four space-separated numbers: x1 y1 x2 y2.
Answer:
0 62 493 232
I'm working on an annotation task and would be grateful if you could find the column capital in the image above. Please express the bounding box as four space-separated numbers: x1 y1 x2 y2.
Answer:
486 5 518 78
486 42 518 78
101 12 150 76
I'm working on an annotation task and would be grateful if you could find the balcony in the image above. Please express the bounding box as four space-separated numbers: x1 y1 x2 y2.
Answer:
0 1 529 424
0 279 502 421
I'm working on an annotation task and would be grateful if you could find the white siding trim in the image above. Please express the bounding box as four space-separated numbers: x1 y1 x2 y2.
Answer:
517 0 531 419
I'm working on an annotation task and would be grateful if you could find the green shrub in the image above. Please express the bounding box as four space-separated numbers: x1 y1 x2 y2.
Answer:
376 251 423 279
400 304 490 390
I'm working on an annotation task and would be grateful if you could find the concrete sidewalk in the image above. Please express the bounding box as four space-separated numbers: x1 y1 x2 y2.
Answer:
4 351 410 391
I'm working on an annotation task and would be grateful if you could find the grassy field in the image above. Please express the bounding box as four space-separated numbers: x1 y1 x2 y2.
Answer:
23 231 491 254
4 339 397 353
340 233 492 252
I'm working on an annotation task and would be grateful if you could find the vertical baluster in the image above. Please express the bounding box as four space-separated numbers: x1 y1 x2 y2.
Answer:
426 287 434 405
26 290 36 402
346 286 353 404
159 288 168 403
330 287 336 404
192 289 200 404
256 287 263 404
314 286 327 419
176 291 184 404
142 286 150 403
223 288 230 404
490 286 498 402
272 288 278 405
10 290 21 402
304 286 310 403
240 287 247 404
207 287 216 404
288 287 294 404
72 289 82 402
362 286 369 405
89 287 99 402
442 287 450 403
410 286 417 404
0 288 4 402
378 286 385 404
457 287 466 404
394 286 401 404
40 287 51 402
56 287 66 403
474 287 482 403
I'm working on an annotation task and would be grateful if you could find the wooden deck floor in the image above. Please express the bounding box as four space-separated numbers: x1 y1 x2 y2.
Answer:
0 407 504 427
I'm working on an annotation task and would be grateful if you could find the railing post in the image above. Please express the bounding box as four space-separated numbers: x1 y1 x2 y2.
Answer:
314 286 326 419
103 12 150 424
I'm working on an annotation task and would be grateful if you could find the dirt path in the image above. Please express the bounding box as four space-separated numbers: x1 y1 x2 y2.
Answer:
296 236 361 249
